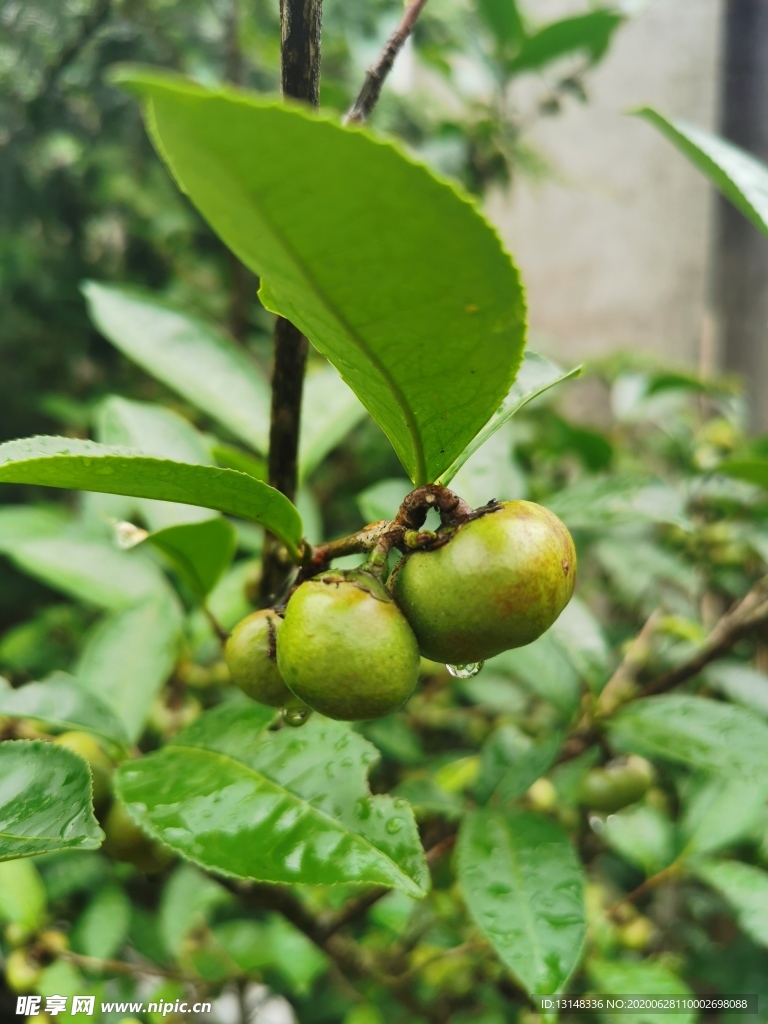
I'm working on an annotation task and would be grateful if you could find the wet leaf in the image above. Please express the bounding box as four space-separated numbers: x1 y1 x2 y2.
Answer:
457 807 585 994
114 69 526 485
0 741 103 860
115 705 429 896
587 958 693 1024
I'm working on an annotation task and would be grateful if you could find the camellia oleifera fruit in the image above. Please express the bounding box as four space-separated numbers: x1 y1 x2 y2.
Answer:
577 755 654 814
391 500 576 664
225 608 292 707
277 569 420 721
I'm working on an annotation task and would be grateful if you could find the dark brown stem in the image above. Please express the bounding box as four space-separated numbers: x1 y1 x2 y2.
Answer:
344 0 431 125
260 0 323 603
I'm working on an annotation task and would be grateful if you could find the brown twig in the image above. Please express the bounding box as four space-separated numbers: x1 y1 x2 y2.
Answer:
344 0 431 125
63 951 198 983
605 863 681 921
260 0 323 603
643 575 768 696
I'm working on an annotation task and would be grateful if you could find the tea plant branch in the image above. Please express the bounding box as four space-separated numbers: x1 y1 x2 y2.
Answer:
261 0 323 601
605 861 682 921
345 0 431 125
643 573 768 696
62 950 200 984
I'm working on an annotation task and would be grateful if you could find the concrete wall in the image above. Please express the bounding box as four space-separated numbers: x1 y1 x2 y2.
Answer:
487 0 723 373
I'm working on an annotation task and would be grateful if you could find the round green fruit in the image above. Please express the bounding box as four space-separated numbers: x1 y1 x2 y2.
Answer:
102 801 173 873
225 609 292 707
391 500 576 664
577 756 654 813
5 949 41 993
277 569 420 721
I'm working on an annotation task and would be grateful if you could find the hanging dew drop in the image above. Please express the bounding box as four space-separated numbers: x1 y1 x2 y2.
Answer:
281 703 312 728
446 662 484 679
386 818 404 834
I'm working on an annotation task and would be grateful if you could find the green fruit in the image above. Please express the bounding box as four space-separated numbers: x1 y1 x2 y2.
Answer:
225 609 292 707
277 569 420 721
392 500 576 664
5 949 41 993
102 801 173 873
577 756 654 813
54 731 113 808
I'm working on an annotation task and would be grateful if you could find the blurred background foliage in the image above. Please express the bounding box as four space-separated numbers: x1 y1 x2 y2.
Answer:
3 1 768 1022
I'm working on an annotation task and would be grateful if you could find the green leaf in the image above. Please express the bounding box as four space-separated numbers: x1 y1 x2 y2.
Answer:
0 859 47 932
72 884 132 960
587 958 693 1024
636 109 768 238
0 436 303 558
115 69 526 485
211 442 266 481
548 476 689 531
550 596 610 694
299 364 368 481
491 632 581 718
96 395 216 530
602 805 676 876
718 457 768 490
0 741 103 860
115 704 429 897
608 696 768 779
83 282 271 452
705 661 768 719
475 726 560 805
439 352 580 486
160 864 231 958
680 774 768 858
457 807 585 994
76 592 184 744
0 673 129 749
695 861 768 947
477 0 525 55
508 10 624 75
144 517 237 598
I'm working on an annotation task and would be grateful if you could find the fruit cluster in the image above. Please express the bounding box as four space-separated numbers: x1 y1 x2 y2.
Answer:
226 498 576 722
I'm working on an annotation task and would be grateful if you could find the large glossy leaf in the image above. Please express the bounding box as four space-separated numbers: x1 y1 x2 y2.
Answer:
115 704 429 896
508 10 624 75
586 958 693 1024
143 518 237 598
636 109 768 238
114 69 526 485
609 696 768 779
83 283 271 452
96 395 216 529
0 741 103 860
457 807 585 994
439 352 580 485
299 364 368 482
695 861 768 947
0 436 303 557
0 673 128 749
76 592 184 744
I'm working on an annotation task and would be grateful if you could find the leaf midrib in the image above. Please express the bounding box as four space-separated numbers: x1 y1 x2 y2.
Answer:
130 744 424 896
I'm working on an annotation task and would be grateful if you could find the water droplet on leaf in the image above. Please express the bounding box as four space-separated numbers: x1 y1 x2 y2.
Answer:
386 818 404 834
281 704 312 728
446 662 484 679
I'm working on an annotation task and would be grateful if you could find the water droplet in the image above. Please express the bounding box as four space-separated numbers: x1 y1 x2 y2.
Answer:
386 817 404 834
446 662 484 679
281 704 312 728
